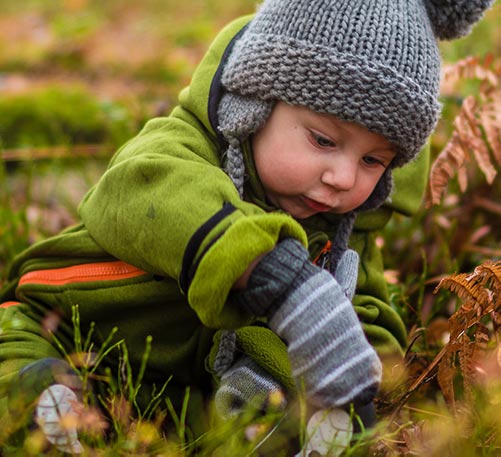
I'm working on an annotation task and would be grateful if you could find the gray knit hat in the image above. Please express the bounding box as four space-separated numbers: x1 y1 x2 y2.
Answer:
218 0 493 267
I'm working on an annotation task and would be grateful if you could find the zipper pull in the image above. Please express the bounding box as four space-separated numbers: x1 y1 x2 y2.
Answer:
313 240 332 270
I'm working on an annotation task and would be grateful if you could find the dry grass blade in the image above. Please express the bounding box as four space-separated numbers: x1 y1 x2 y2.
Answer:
437 347 456 406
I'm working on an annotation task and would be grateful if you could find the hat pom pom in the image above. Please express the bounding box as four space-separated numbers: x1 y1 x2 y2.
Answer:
423 0 494 40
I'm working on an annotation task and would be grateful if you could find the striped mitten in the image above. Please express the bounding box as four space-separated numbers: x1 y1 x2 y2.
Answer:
214 355 287 419
234 238 382 409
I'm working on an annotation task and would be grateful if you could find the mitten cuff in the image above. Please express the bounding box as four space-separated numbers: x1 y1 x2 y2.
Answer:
232 238 312 316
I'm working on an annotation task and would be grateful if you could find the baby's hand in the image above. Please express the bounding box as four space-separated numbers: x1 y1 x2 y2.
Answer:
270 247 382 408
235 239 382 409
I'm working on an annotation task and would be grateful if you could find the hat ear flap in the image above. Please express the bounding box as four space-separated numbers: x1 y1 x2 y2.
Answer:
217 92 274 197
358 167 394 212
218 92 274 140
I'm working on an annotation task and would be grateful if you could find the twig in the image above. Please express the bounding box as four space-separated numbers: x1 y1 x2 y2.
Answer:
463 245 501 257
473 196 501 215
389 345 448 424
1 144 113 162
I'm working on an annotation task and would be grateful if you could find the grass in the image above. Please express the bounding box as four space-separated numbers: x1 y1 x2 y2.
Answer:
0 0 500 455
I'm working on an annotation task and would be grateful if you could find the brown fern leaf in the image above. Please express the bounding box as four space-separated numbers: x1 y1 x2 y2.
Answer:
428 92 500 205
441 55 498 94
473 260 501 291
435 272 491 306
428 56 500 207
479 90 501 165
413 262 500 415
460 95 498 184
428 130 468 205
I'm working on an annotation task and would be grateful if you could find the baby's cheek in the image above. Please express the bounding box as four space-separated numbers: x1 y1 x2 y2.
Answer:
357 181 380 205
279 171 308 192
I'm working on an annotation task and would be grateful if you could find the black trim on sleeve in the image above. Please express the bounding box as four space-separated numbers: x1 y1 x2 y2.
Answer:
180 202 237 294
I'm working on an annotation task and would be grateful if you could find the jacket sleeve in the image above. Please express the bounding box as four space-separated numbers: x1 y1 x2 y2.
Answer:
78 110 307 330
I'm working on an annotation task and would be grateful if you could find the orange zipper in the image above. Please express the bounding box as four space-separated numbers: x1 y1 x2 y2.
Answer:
0 301 22 308
313 240 332 267
18 261 147 287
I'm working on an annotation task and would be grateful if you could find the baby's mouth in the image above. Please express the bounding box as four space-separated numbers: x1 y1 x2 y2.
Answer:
301 196 332 212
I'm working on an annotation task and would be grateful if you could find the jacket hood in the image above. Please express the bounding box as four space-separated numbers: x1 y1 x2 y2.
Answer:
177 16 252 148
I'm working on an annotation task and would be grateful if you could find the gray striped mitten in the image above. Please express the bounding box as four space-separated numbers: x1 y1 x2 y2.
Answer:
234 238 382 409
214 355 287 419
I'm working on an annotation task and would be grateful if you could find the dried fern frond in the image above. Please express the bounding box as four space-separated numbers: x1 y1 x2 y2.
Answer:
394 261 501 418
441 55 498 93
479 90 501 164
473 259 501 287
433 260 501 407
428 56 501 207
435 272 492 307
437 346 457 406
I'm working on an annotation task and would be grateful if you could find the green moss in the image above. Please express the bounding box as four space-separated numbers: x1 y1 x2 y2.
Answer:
0 86 139 149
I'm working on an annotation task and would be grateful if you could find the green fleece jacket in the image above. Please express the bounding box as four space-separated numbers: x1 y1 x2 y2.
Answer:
0 16 428 427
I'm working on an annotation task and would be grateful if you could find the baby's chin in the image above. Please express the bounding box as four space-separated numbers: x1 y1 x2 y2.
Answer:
296 207 355 221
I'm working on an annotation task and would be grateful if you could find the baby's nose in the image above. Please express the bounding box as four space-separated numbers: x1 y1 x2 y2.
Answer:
321 163 356 191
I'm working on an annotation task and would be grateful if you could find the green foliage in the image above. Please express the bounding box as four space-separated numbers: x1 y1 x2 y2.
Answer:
0 86 138 149
0 162 30 276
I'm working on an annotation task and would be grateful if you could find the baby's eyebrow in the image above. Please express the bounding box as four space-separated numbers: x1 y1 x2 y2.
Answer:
387 144 398 156
372 141 398 155
314 112 397 155
381 150 397 160
317 113 342 129
367 143 396 155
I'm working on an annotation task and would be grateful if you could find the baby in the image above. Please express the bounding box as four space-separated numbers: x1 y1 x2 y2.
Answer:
0 0 493 454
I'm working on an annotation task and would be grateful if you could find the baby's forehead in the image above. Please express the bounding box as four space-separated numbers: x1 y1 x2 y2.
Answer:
282 103 361 127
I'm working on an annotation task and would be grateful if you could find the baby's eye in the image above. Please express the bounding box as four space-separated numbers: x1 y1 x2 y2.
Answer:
312 132 335 148
363 156 386 167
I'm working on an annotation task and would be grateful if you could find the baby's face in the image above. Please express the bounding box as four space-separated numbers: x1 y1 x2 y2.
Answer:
251 102 396 219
